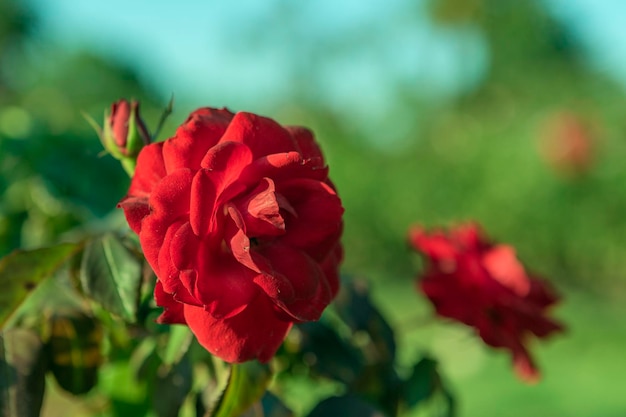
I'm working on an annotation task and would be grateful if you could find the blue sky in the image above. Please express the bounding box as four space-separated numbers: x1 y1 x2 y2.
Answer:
24 0 626 117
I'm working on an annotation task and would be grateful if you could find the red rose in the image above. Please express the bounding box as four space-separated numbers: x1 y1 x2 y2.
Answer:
119 108 344 363
408 223 563 382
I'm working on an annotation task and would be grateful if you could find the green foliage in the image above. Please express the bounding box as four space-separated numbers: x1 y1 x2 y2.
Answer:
0 328 46 417
306 395 387 417
401 357 455 416
79 234 143 322
276 278 453 417
45 314 103 395
0 243 81 328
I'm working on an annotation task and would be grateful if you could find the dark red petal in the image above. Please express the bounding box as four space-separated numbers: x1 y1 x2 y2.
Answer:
117 196 149 234
219 112 297 159
137 169 194 272
452 222 488 251
278 178 343 261
154 281 187 325
286 126 323 160
511 344 540 384
198 255 260 319
189 169 217 237
163 107 235 173
527 278 562 308
259 243 330 321
482 245 531 296
239 153 328 186
235 178 286 237
183 296 292 363
154 220 202 306
200 140 253 173
408 227 460 261
320 243 343 299
225 207 255 272
124 142 166 198
252 273 295 303
148 168 194 223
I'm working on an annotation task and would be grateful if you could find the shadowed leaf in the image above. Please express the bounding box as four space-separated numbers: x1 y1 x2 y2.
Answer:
334 278 396 365
306 395 387 417
80 234 142 322
153 354 193 417
402 356 455 415
297 321 365 385
0 243 81 328
45 314 103 395
0 328 46 417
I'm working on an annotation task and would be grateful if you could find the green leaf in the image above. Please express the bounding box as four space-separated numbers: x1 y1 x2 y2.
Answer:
211 361 272 417
296 321 365 385
153 354 193 417
80 234 142 322
100 360 151 416
45 314 103 395
0 243 81 329
403 357 438 409
401 356 455 416
160 325 194 366
0 328 46 417
306 395 387 417
196 355 231 416
259 392 294 417
334 278 396 364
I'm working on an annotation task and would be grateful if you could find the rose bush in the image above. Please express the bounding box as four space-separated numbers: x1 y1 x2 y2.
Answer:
119 107 344 363
409 223 563 382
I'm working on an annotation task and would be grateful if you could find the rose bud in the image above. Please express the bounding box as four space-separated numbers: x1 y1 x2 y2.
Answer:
409 222 564 383
102 99 151 173
118 108 344 363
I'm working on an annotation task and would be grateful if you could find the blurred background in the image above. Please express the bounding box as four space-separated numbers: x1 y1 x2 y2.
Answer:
2 0 626 415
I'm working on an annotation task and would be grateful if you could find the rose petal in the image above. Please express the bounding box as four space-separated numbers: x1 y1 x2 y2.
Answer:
183 296 292 363
137 169 194 272
259 243 330 321
154 281 187 325
154 220 202 306
163 107 235 173
234 178 286 238
239 153 328 186
286 126 323 160
320 243 343 299
117 196 149 234
219 112 297 158
189 169 217 237
189 252 260 319
278 178 343 261
409 227 459 261
512 350 540 384
148 168 194 223
125 142 166 198
482 245 530 296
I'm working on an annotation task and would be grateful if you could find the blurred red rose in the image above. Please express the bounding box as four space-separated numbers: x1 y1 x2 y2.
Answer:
539 112 595 176
119 107 343 363
409 223 563 382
